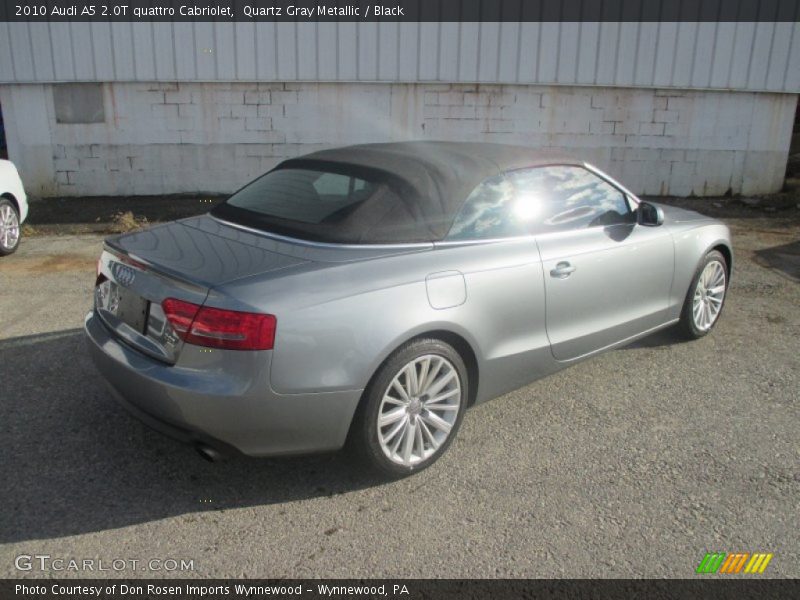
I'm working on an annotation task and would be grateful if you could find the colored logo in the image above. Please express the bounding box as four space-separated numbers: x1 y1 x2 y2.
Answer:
696 552 773 574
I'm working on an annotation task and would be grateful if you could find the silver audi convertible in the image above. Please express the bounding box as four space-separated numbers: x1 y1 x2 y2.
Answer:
86 142 732 476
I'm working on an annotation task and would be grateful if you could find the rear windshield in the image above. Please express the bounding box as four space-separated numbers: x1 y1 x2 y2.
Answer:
211 165 434 244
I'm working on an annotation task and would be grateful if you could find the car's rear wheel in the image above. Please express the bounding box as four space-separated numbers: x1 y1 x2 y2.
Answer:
0 198 21 256
678 249 728 339
349 338 468 478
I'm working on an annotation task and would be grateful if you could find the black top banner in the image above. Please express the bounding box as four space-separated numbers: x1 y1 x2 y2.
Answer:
2 0 800 22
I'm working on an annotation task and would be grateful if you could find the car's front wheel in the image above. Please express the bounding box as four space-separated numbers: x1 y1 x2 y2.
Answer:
678 249 729 339
0 198 21 256
349 338 468 478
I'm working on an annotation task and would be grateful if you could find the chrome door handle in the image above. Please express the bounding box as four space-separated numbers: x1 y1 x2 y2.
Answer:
550 261 576 279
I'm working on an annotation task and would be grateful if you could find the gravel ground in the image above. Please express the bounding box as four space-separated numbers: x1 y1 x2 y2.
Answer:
0 213 798 579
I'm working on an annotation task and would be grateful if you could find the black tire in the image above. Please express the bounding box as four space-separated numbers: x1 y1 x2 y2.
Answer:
0 198 21 256
677 249 728 339
348 338 469 478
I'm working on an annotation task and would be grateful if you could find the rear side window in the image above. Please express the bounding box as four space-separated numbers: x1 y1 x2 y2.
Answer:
505 166 635 235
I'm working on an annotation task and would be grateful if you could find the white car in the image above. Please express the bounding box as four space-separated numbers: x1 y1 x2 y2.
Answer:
0 159 28 255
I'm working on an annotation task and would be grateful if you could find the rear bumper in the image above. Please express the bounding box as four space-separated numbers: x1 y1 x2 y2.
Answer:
84 310 363 457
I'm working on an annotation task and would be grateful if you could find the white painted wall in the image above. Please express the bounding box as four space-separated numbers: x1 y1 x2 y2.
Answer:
1 82 796 197
0 85 56 193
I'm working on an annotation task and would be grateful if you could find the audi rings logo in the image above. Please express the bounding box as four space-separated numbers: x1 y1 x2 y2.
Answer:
112 263 137 287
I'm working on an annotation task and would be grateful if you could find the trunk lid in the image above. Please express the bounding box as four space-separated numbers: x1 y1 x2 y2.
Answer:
96 215 431 363
107 216 309 288
96 217 309 363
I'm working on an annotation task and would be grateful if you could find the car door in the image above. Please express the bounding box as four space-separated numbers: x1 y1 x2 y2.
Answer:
505 165 674 361
444 172 555 389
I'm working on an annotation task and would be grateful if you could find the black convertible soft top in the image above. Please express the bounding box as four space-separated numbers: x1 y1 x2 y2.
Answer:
215 141 583 243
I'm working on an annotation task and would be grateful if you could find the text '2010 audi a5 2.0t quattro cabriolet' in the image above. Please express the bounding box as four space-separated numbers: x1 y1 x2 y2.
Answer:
85 142 732 477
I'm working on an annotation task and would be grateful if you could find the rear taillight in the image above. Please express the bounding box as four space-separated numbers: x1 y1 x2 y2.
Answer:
161 298 201 338
161 298 276 351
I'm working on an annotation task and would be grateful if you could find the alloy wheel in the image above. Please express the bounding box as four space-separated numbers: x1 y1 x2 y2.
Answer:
692 260 726 331
0 203 20 251
376 354 462 467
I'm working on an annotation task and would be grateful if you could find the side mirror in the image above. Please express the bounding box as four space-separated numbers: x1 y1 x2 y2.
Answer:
638 201 664 227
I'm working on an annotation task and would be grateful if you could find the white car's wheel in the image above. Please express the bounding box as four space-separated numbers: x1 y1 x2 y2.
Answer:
0 198 21 255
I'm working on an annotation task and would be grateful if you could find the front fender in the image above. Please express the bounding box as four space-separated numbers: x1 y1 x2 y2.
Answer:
667 222 732 319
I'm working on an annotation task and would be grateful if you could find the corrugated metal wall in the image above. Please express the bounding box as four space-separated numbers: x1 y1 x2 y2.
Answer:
1 21 798 92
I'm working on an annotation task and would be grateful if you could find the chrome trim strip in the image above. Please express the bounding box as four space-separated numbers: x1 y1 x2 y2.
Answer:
433 235 534 248
209 216 434 251
435 220 639 248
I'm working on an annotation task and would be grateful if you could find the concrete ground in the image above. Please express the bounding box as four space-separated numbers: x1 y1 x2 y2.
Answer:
0 213 798 579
